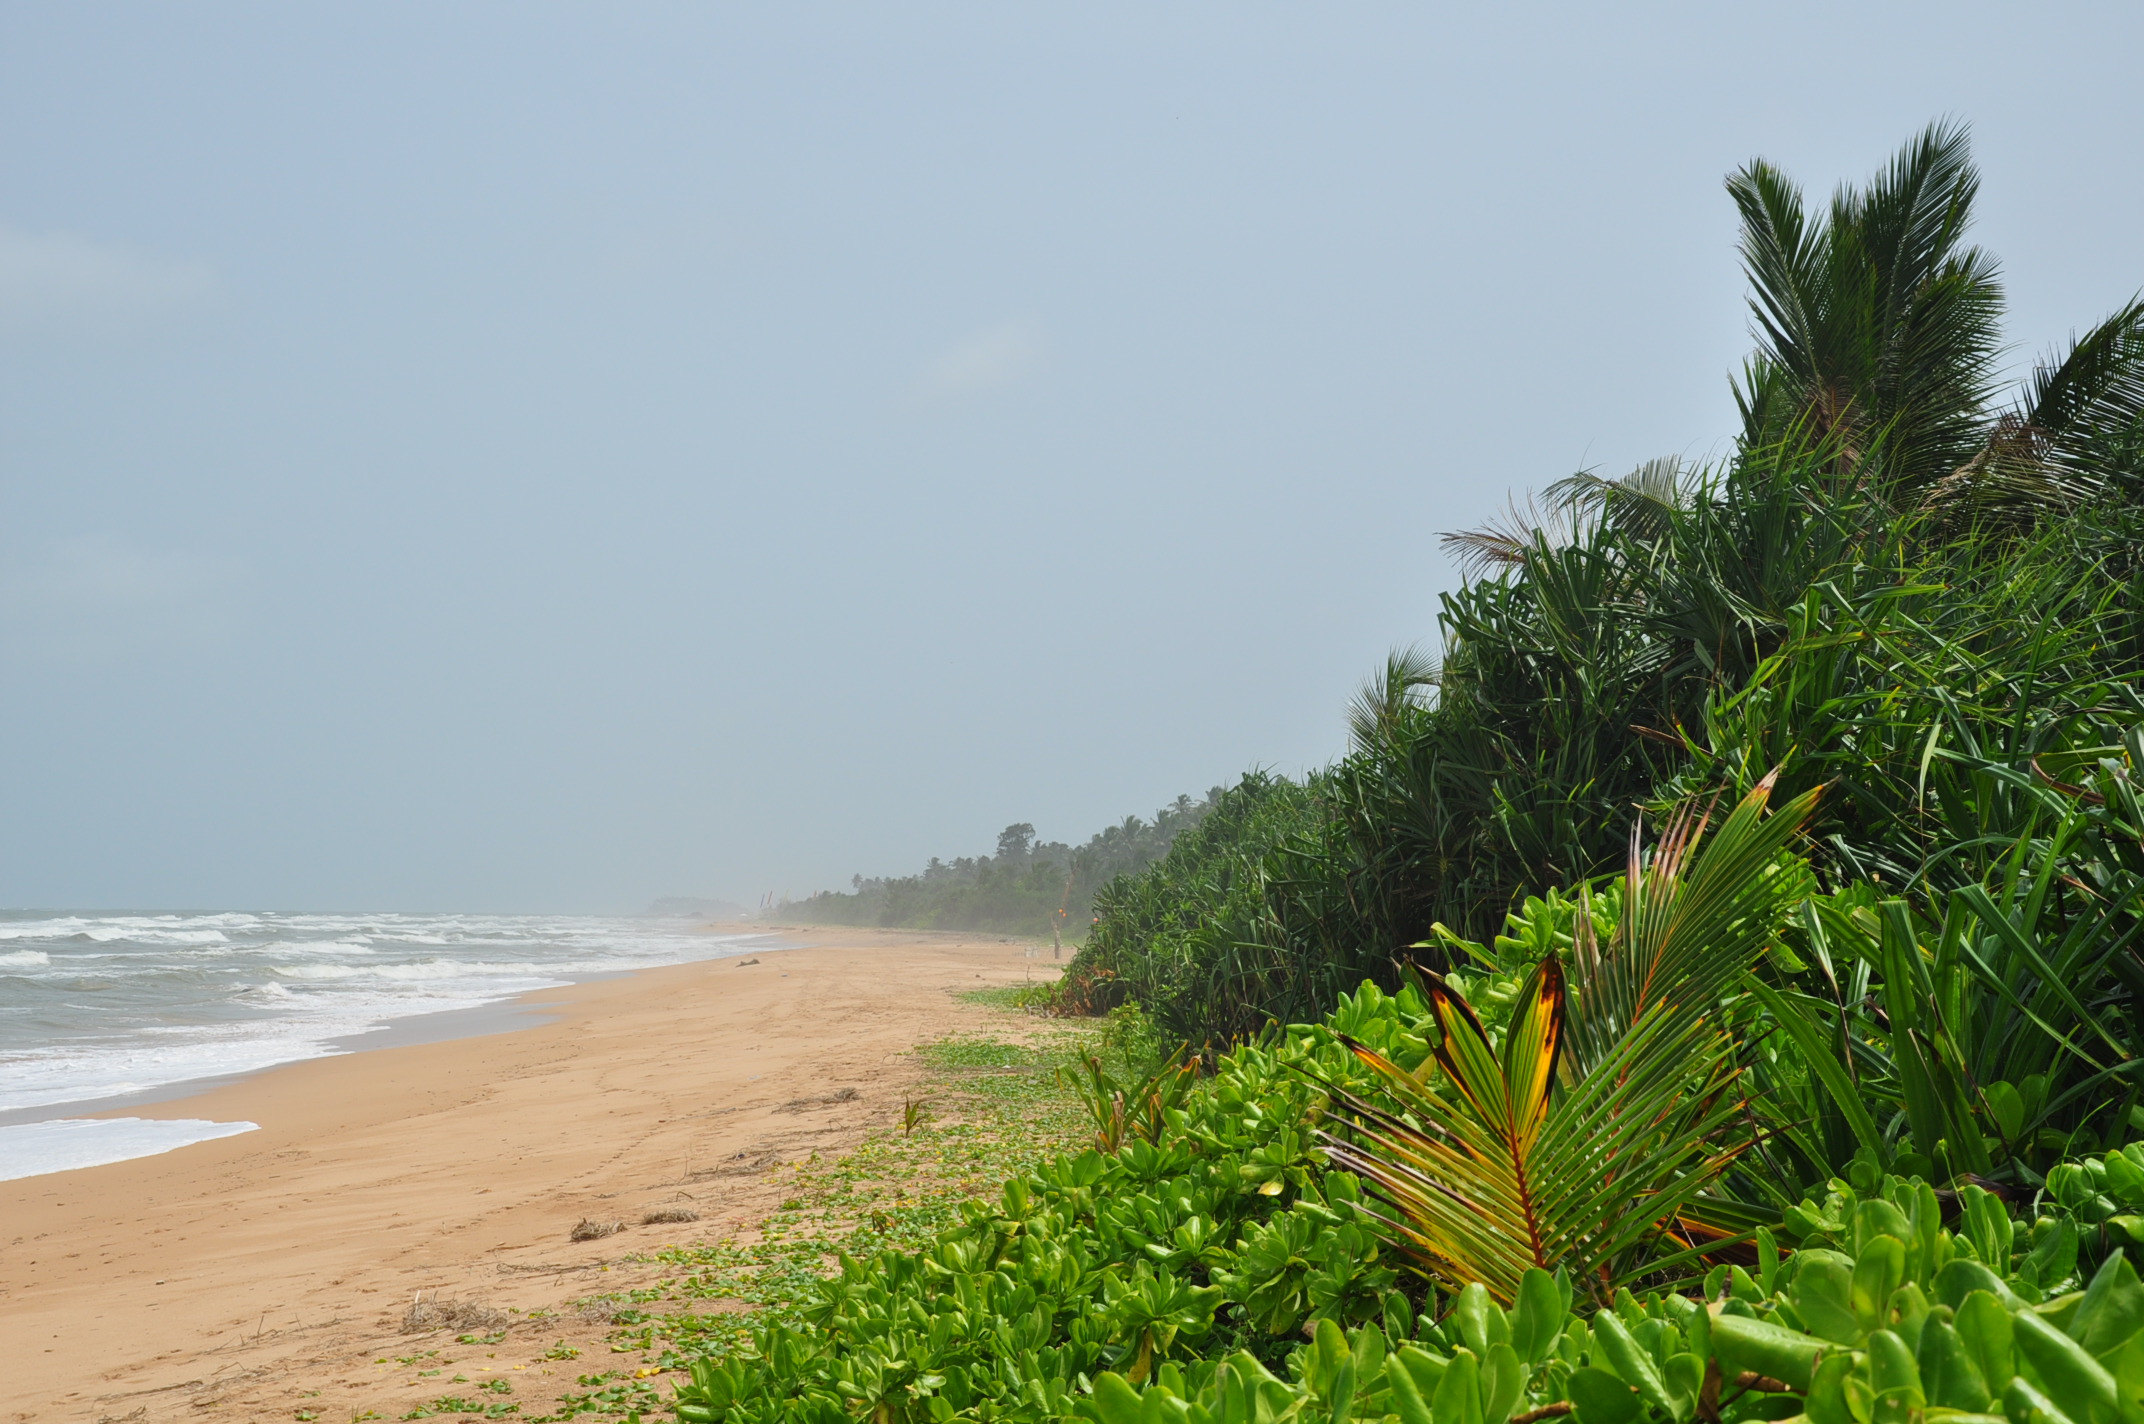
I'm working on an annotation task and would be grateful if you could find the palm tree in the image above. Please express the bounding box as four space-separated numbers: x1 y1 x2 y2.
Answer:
1730 120 2144 515
1377 123 2144 954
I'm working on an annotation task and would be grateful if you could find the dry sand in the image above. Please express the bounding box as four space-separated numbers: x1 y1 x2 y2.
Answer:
0 927 1062 1424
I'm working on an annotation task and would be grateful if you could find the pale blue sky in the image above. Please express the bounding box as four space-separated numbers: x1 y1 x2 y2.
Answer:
3 3 2139 910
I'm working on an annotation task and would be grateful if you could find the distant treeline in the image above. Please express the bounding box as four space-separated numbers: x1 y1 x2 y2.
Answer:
777 790 1227 940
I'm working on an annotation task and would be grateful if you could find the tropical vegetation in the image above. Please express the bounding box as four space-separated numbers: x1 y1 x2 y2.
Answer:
1063 119 2144 1047
781 793 1225 942
653 123 2144 1424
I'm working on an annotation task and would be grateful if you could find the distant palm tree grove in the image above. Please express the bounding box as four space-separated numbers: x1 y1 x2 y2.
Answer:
778 790 1226 941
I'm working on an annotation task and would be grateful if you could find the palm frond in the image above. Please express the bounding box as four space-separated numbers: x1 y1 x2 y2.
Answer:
1547 457 1687 545
1727 157 1828 430
2022 298 2144 434
1565 769 1822 1071
1320 783 1814 1303
1728 122 2003 496
1439 491 1586 580
1346 646 1440 751
1917 301 2144 523
2027 298 2144 496
1323 968 1750 1303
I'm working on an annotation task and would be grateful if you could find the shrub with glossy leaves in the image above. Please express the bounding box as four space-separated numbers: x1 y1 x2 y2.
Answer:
1078 1172 2144 1424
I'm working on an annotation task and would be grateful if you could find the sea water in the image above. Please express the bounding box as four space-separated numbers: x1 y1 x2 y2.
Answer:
0 910 770 1180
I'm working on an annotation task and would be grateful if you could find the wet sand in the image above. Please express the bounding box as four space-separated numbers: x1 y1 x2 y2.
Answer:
0 927 1059 1424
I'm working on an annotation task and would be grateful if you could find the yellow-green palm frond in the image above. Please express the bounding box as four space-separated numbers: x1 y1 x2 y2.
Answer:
1321 778 1816 1303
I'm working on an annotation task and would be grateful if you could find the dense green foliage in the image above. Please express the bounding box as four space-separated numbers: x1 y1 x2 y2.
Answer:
657 124 2144 1424
1065 121 2144 1047
1070 459 2144 1047
784 793 1223 940
1059 773 1328 1024
1071 1164 2144 1424
671 981 1423 1423
661 760 2144 1421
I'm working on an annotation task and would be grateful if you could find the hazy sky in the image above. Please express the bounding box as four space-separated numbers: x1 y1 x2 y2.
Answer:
3 3 2140 912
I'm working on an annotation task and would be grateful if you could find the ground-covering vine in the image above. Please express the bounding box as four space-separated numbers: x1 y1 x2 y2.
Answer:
662 981 1551 1422
1077 1163 2144 1424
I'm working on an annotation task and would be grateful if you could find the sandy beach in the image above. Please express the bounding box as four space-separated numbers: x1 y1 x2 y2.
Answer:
1 928 1059 1424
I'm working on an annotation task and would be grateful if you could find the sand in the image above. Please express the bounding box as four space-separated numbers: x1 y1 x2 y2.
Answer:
0 928 1063 1424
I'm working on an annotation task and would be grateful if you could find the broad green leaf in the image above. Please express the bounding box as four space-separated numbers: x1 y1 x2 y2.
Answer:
1431 1348 1482 1424
2014 1311 2118 1424
1712 1313 1827 1391
1921 1319 1993 1412
1565 1368 1640 1424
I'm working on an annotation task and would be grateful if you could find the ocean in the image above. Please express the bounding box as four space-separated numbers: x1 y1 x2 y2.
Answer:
0 910 771 1182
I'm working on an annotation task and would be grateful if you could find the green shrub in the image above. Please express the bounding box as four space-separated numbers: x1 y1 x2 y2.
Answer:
1077 1170 2143 1424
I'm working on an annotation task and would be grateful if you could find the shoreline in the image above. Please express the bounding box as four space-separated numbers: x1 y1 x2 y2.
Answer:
0 930 791 1133
0 927 1060 1423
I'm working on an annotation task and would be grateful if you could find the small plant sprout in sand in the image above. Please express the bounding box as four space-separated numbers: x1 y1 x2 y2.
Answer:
899 1095 931 1137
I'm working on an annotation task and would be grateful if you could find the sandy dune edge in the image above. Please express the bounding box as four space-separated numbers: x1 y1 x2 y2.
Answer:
1 928 1060 1423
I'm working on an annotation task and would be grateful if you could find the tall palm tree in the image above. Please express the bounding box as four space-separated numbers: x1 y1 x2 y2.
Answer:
1730 120 2144 515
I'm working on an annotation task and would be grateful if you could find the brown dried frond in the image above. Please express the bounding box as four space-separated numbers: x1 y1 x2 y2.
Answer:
640 1206 700 1225
402 1296 508 1334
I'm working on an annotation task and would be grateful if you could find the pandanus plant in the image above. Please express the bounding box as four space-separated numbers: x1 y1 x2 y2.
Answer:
1319 772 1822 1304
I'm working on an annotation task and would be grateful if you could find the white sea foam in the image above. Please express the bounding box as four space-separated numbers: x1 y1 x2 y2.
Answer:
0 1028 349 1110
79 927 230 944
273 958 553 984
377 958 542 980
0 912 771 1114
0 920 92 940
0 1117 259 1182
268 963 364 980
262 939 376 956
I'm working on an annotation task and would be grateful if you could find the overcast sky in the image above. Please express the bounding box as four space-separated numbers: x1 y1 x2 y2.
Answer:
2 3 2139 912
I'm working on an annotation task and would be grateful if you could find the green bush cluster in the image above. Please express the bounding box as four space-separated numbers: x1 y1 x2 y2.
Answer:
1064 774 1326 1021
